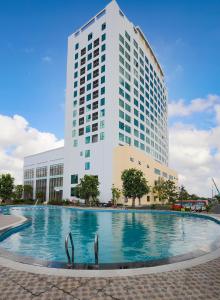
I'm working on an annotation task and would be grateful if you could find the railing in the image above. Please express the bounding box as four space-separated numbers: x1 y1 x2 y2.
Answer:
65 232 99 268
94 234 99 265
65 232 74 267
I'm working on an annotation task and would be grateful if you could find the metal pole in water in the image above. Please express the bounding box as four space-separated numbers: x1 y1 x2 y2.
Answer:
65 232 74 268
94 234 99 265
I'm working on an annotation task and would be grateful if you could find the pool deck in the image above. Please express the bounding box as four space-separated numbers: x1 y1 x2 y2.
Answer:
1 210 220 299
1 256 220 299
0 214 26 231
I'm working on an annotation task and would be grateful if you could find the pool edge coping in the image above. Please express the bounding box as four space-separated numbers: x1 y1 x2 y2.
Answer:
0 245 220 277
0 215 28 232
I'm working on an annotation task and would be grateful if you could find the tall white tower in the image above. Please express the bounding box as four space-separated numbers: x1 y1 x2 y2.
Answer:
63 1 170 202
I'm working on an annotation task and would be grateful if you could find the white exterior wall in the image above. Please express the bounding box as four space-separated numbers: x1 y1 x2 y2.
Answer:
63 1 122 202
24 147 64 200
24 1 171 203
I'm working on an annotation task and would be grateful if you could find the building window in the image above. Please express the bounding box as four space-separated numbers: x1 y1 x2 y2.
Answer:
79 97 85 105
125 31 130 41
100 98 105 106
79 107 84 115
75 43 79 50
71 187 77 197
85 162 90 170
92 101 98 110
85 136 90 144
119 132 124 142
101 76 105 84
101 23 106 30
87 94 91 101
24 168 34 179
100 109 105 117
92 123 98 132
88 43 92 51
93 79 99 89
87 63 92 70
36 179 47 201
101 65 105 73
86 104 91 112
85 150 90 158
94 38 99 47
86 125 91 133
79 117 84 125
100 132 104 140
79 127 84 136
154 168 161 175
81 47 86 56
50 164 64 176
92 134 98 143
88 53 92 60
94 48 99 57
88 33 93 41
92 112 98 120
36 166 47 178
80 67 85 75
101 87 105 95
101 54 105 62
100 120 105 129
134 140 139 148
125 136 131 145
71 174 78 184
101 33 106 41
93 69 99 78
86 114 91 122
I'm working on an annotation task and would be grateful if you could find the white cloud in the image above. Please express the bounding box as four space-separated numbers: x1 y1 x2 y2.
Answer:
169 94 220 117
42 56 52 63
1 91 220 198
0 114 64 184
169 94 220 197
214 105 220 125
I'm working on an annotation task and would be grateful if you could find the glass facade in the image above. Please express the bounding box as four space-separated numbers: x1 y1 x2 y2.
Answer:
36 166 47 178
49 177 63 201
118 31 168 165
72 22 107 148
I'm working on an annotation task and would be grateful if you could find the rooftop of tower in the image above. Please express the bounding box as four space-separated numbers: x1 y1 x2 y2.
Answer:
71 0 164 77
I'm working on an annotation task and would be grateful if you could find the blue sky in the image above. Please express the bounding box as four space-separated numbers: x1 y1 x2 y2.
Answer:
0 0 220 138
0 0 220 195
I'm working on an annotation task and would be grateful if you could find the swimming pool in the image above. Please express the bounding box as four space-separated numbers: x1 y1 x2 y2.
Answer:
1 206 220 268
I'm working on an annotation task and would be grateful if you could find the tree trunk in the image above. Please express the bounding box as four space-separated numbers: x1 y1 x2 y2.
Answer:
132 197 136 207
138 198 141 206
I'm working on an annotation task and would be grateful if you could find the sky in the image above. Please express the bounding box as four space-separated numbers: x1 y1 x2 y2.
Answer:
0 0 220 197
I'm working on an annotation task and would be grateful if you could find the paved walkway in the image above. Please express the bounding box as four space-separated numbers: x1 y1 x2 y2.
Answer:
0 214 24 230
1 257 220 299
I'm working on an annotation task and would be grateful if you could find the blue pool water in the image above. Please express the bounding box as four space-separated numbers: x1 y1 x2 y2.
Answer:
1 206 220 264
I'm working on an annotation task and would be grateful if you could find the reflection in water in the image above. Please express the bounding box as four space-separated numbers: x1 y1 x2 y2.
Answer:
1 207 220 264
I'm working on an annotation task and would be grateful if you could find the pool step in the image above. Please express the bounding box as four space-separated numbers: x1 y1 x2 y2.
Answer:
65 232 99 268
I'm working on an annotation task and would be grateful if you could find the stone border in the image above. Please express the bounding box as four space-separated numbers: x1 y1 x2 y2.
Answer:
0 214 28 232
1 206 220 277
1 247 220 277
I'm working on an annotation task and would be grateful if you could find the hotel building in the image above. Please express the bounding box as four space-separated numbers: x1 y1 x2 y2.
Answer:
24 0 177 204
